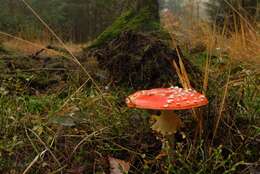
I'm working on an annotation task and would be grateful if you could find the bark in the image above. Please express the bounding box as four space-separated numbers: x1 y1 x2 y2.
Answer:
90 0 161 47
135 0 160 20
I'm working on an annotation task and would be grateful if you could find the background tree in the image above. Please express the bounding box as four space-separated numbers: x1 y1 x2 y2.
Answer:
0 0 126 42
161 0 184 14
205 0 259 31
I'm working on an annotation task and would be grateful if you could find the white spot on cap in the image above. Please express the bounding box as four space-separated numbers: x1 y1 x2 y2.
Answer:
164 104 169 108
168 94 176 99
167 99 174 104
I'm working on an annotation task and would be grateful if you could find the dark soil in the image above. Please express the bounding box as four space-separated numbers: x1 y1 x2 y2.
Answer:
0 53 73 95
87 31 202 89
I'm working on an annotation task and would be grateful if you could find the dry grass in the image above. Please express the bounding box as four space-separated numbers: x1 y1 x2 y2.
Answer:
194 22 260 65
161 10 260 66
2 39 59 57
1 39 85 57
161 8 260 147
226 33 260 64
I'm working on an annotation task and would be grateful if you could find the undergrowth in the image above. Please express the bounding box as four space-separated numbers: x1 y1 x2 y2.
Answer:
0 1 259 173
0 49 259 173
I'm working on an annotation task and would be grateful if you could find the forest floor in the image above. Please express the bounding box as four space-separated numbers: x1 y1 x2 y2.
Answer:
0 39 259 174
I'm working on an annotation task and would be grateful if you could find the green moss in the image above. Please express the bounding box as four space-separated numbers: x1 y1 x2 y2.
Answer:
90 8 161 48
0 44 9 54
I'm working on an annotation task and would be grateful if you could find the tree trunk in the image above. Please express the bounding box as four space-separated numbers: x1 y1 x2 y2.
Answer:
90 0 161 47
89 0 202 89
135 0 160 20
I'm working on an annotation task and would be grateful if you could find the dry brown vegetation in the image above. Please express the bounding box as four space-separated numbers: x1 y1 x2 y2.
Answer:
162 9 260 66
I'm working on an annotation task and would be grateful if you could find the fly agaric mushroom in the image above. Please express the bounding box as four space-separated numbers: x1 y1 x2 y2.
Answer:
126 87 208 135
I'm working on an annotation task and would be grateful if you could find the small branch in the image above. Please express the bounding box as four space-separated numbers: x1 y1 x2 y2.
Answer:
70 127 109 158
31 48 46 59
23 150 47 174
27 128 62 168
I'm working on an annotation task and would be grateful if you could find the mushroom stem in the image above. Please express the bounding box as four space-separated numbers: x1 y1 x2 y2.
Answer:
151 111 183 136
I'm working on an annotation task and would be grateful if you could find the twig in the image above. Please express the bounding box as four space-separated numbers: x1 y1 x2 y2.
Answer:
212 64 232 143
22 149 47 174
223 0 256 34
70 127 109 158
59 79 90 110
24 126 40 154
0 31 64 56
27 128 61 168
31 48 46 59
110 141 145 157
8 68 73 73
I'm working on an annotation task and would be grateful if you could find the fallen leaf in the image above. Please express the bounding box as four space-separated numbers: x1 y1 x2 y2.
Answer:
108 157 130 174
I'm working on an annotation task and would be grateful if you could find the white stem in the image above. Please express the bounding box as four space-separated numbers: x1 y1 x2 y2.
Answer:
151 111 183 136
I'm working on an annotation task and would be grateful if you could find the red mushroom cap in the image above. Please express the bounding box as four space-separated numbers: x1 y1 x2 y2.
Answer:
126 87 208 110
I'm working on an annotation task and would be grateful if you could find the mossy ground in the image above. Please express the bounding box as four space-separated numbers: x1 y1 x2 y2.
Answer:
0 45 259 173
